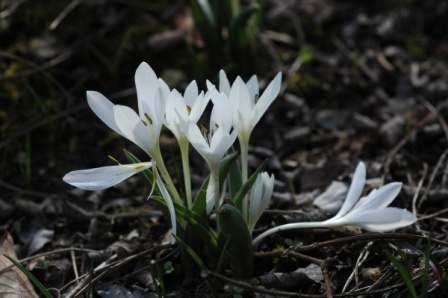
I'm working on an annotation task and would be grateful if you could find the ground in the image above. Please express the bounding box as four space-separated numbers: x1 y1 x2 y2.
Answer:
1 0 448 297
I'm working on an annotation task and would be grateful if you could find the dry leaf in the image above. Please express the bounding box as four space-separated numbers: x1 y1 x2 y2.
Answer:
0 233 40 298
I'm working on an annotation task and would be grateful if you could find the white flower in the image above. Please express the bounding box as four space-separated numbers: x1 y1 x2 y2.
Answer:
179 92 238 212
87 62 166 159
180 92 238 174
164 81 212 144
65 62 181 204
252 162 418 246
215 70 282 144
247 172 275 233
63 162 152 191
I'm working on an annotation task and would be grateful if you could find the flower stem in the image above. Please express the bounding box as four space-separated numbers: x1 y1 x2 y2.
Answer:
239 136 250 221
153 151 182 206
252 221 336 246
179 140 192 209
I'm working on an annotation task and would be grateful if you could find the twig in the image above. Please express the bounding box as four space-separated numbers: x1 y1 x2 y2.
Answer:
342 241 373 293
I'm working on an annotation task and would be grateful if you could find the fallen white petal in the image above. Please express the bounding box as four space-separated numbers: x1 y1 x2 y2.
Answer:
63 162 152 191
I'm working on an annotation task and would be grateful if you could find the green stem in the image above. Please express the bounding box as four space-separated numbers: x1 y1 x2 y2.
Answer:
179 139 192 209
153 150 182 206
211 168 221 233
239 135 250 220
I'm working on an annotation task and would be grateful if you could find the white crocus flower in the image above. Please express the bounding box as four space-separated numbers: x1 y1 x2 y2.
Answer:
66 62 181 205
164 83 213 208
252 162 418 246
212 71 282 218
179 92 238 213
247 172 275 233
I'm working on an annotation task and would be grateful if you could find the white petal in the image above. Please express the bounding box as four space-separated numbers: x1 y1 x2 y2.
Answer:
189 90 211 123
63 162 152 191
87 91 123 136
249 172 274 231
246 75 259 102
210 93 233 131
234 77 253 129
333 162 366 218
331 207 417 229
186 122 210 157
360 209 417 231
157 78 170 101
113 105 157 156
219 69 230 95
252 72 282 125
354 182 402 212
135 62 158 118
165 89 185 140
184 80 198 106
156 173 177 243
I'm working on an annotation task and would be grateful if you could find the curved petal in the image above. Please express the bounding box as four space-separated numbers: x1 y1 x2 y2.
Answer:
87 91 123 136
63 162 152 191
189 90 211 123
360 209 417 231
184 80 198 106
354 182 402 212
219 69 230 95
135 62 159 119
113 105 157 156
156 173 177 243
246 75 259 102
229 77 252 130
333 162 366 219
165 89 185 140
186 122 210 157
252 72 282 125
249 172 274 231
330 207 417 229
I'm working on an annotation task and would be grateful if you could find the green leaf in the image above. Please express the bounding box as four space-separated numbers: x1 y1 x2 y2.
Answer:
299 45 314 64
4 255 53 298
173 234 207 270
192 150 239 217
218 204 254 279
232 159 268 208
226 148 242 199
384 250 418 298
153 196 218 249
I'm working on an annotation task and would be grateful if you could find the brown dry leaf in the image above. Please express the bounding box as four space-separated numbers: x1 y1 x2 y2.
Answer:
0 233 39 298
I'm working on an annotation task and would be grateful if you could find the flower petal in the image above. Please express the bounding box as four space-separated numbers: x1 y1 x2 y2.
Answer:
87 91 123 136
113 105 158 156
135 62 159 119
329 207 417 230
184 80 198 107
333 162 366 219
354 182 402 212
246 75 259 102
63 162 152 191
219 69 230 95
360 209 417 231
156 173 177 243
252 72 282 125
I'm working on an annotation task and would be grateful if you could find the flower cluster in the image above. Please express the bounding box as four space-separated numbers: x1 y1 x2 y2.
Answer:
64 62 417 250
63 62 280 240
